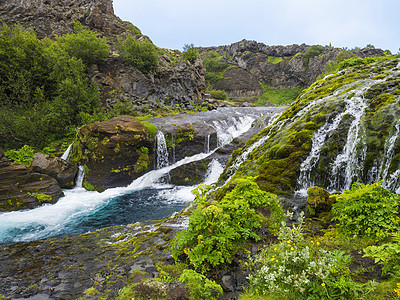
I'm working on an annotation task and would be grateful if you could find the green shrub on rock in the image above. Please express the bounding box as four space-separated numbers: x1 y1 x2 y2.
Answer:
170 177 284 272
332 182 400 241
116 34 159 73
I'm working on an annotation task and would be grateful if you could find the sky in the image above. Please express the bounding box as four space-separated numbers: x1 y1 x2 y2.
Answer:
113 0 399 54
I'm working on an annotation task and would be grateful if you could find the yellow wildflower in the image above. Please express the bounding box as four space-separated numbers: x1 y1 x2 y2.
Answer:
321 283 326 287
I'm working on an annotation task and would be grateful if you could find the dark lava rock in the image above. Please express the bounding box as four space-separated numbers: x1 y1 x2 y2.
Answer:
70 115 155 192
31 153 78 188
0 150 64 212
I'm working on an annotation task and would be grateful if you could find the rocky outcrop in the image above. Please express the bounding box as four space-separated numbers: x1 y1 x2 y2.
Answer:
31 153 78 188
0 0 127 40
217 58 400 196
0 150 64 212
0 0 207 110
70 115 155 192
200 40 386 99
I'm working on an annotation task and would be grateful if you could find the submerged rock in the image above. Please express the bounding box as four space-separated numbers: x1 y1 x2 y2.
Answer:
31 153 78 188
0 150 63 212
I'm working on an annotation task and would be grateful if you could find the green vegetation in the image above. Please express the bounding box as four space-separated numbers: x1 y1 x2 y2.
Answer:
179 269 223 300
208 89 228 100
332 181 400 241
247 212 365 299
116 34 159 73
0 22 104 149
182 43 199 64
55 21 109 65
170 178 284 272
5 145 35 165
256 83 305 106
200 50 230 86
303 45 324 68
267 56 283 64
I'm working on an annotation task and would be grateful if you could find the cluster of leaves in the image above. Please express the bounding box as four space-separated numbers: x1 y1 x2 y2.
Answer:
170 178 284 272
255 83 305 106
331 182 400 241
200 50 230 85
364 232 400 275
303 45 324 68
247 212 368 299
0 22 108 149
207 89 227 100
4 145 35 165
182 43 199 64
116 34 159 73
178 269 223 300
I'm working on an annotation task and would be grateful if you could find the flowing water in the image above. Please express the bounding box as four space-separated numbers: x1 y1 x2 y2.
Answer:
0 108 272 245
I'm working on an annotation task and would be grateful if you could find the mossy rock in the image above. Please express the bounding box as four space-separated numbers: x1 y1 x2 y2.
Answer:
306 186 336 216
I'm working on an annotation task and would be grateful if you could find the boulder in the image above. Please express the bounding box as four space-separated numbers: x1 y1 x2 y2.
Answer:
31 153 78 188
306 186 336 216
0 150 64 212
71 115 155 192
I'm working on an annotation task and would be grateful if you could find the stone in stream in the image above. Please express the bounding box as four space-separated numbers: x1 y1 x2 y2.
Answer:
0 150 63 212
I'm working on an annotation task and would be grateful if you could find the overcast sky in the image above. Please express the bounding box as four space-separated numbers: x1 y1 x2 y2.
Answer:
113 0 399 54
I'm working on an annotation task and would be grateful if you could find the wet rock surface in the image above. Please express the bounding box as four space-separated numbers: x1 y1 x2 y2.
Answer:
0 214 189 299
31 153 78 188
0 150 64 212
70 115 155 192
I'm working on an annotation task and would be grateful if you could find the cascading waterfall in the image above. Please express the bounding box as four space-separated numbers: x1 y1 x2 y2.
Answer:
61 143 73 161
294 77 394 194
211 115 255 147
205 134 210 154
156 131 169 169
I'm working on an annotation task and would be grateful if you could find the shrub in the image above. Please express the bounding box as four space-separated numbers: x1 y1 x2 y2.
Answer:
170 178 284 271
116 34 159 73
247 212 364 299
303 45 324 68
182 43 199 64
201 50 230 85
208 89 227 100
5 145 35 165
179 269 223 300
55 22 109 65
331 182 400 241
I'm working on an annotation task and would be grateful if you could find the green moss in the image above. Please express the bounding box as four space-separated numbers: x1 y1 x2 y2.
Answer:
141 121 158 138
83 180 95 191
267 56 283 64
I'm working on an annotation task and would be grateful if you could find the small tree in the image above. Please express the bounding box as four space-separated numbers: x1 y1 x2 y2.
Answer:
55 22 109 65
182 43 199 64
116 35 159 73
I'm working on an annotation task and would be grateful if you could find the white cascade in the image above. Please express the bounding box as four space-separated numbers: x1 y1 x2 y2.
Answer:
156 131 169 169
61 143 73 161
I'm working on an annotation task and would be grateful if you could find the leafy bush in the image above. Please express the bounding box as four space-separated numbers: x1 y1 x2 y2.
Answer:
332 182 400 241
116 34 159 73
55 22 109 65
0 23 104 149
201 50 230 85
182 43 199 64
179 269 223 300
364 232 400 275
247 212 365 299
5 145 35 165
170 178 284 271
303 45 324 68
338 56 391 70
208 89 227 100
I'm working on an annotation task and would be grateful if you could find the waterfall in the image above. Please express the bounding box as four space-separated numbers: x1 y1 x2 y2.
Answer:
211 115 255 148
205 135 210 154
75 166 84 188
156 131 169 169
61 143 73 161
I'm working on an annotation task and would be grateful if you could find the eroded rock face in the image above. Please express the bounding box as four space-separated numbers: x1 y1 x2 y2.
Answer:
71 115 155 192
0 150 64 212
200 40 385 98
31 153 78 188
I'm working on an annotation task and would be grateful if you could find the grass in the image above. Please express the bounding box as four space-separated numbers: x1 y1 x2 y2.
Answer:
255 83 305 106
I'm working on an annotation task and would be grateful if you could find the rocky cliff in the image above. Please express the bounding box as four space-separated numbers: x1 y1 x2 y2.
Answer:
0 0 206 109
200 40 385 101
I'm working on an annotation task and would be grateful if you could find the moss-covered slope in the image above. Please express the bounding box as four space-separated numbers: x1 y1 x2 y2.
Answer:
217 58 400 195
